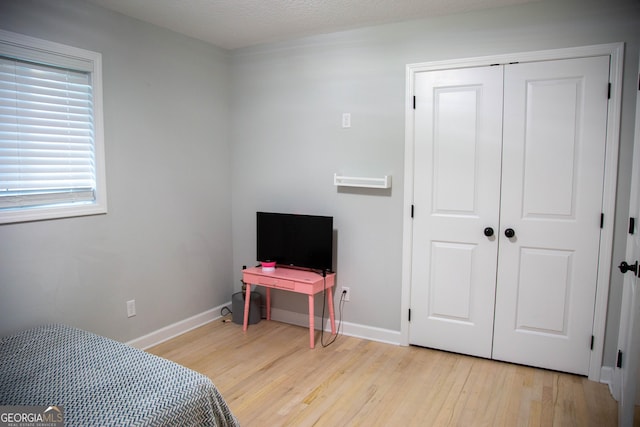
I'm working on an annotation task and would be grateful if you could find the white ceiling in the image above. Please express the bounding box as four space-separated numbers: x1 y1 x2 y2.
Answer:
84 0 541 50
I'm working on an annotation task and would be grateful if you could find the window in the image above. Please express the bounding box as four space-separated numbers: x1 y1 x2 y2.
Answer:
0 30 106 224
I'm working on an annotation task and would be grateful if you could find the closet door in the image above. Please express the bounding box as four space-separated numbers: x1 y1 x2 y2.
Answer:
409 66 503 357
492 56 610 375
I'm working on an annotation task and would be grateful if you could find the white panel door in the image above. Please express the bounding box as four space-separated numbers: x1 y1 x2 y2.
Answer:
409 66 503 358
492 56 610 375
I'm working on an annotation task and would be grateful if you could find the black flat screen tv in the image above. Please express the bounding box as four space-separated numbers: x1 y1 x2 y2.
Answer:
257 212 333 272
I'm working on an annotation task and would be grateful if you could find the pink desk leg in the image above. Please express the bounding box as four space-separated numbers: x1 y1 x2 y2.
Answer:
327 287 336 335
308 294 315 349
266 288 271 320
243 286 251 332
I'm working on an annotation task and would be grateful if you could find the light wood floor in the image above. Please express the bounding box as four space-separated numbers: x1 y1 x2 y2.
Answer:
148 318 619 426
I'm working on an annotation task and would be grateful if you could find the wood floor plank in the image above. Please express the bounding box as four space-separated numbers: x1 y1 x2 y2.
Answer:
148 318 618 426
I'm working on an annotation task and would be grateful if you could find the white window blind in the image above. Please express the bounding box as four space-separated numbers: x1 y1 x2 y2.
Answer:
0 57 96 209
0 29 106 224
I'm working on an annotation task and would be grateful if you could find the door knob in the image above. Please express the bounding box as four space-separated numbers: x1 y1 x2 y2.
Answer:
618 261 638 275
484 227 494 237
504 228 515 238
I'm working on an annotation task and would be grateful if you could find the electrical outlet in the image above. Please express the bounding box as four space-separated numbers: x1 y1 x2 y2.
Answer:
341 287 350 302
127 299 136 318
342 113 351 128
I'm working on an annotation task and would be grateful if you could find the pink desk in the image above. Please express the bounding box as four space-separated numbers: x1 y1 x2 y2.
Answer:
241 267 336 348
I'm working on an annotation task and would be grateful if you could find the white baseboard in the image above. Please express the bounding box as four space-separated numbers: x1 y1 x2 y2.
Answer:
126 304 400 351
601 365 640 405
600 365 618 401
127 302 230 350
269 307 401 346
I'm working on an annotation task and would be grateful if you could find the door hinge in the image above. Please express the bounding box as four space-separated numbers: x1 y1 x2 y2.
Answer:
630 217 636 235
617 349 623 368
600 213 605 229
590 335 594 350
608 83 611 99
411 204 414 218
413 96 416 109
408 309 412 322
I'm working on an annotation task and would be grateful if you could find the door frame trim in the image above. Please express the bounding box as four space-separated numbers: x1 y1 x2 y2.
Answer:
613 49 640 424
400 43 624 381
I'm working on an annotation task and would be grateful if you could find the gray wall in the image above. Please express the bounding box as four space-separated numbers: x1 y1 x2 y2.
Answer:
229 0 640 366
0 0 233 342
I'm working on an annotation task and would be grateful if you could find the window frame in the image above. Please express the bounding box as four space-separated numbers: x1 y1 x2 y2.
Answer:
0 29 107 224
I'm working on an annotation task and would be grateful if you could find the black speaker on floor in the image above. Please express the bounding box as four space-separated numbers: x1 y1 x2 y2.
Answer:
231 291 261 325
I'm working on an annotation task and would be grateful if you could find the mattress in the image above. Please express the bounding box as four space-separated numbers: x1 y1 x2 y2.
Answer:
0 324 239 426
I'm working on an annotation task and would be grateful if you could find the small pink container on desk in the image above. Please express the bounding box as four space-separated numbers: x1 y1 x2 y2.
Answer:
261 261 276 272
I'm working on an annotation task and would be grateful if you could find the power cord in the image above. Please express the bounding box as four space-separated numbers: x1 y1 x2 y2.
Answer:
220 305 233 323
320 271 345 347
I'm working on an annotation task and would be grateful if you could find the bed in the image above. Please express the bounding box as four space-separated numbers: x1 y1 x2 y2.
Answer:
0 324 239 426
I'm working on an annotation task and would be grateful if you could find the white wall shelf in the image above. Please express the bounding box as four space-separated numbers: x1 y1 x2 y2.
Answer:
333 174 392 189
